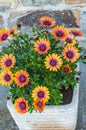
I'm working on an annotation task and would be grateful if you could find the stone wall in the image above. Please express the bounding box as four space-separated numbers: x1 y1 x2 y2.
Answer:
0 0 86 48
0 0 85 29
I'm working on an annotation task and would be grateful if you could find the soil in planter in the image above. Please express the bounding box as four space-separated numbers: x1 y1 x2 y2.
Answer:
60 86 73 104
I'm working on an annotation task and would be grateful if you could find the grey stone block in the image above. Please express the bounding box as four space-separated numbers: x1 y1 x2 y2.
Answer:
76 107 84 129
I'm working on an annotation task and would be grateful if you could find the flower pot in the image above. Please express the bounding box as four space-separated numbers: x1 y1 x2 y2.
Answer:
7 63 79 130
7 85 79 130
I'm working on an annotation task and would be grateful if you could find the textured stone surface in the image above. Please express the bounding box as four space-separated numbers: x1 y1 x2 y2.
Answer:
0 0 19 8
66 0 86 4
0 15 3 29
78 37 86 49
17 10 81 28
76 107 84 129
0 86 19 130
76 62 86 129
32 0 62 5
21 0 63 6
21 0 33 5
8 10 28 24
82 11 86 36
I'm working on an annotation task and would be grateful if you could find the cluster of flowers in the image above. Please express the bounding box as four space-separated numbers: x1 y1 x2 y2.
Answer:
0 27 16 42
0 16 83 114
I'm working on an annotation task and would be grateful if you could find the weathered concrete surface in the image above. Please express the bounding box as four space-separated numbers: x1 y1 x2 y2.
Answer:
0 86 19 130
76 62 86 130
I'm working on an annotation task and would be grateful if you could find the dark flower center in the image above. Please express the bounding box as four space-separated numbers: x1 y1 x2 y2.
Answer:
10 29 14 34
37 101 43 107
5 59 12 67
63 67 69 73
39 44 46 51
4 74 11 81
50 59 57 66
38 91 44 98
2 34 8 40
43 20 51 26
20 102 26 109
19 75 26 83
56 31 64 37
66 38 72 43
66 51 74 58
72 32 78 36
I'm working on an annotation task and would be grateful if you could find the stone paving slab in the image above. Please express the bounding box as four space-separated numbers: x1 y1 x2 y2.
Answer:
0 86 19 130
76 62 86 130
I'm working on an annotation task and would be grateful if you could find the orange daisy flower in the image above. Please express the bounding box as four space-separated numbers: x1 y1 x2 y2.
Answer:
52 26 68 40
0 54 16 70
34 38 50 54
0 70 13 86
62 65 72 74
0 29 10 42
39 16 56 27
44 53 62 71
14 98 28 114
33 100 45 112
62 46 80 62
14 70 30 87
32 86 50 103
64 35 76 46
70 29 83 36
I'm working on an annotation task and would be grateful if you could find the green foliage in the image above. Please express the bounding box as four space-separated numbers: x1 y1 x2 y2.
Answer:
0 21 85 113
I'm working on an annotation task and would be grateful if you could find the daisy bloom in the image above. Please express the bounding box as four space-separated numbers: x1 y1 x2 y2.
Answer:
14 98 28 114
62 65 72 74
62 46 80 62
34 38 50 54
64 35 76 46
14 70 30 87
52 26 68 40
10 27 17 36
0 29 10 42
0 54 16 70
39 16 56 27
44 53 62 71
33 100 45 112
32 86 50 103
70 29 83 36
0 70 13 86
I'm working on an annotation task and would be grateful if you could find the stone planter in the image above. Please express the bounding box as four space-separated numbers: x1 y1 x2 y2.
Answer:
7 65 79 130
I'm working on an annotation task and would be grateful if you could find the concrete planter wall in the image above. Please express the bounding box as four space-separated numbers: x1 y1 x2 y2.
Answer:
7 64 79 130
